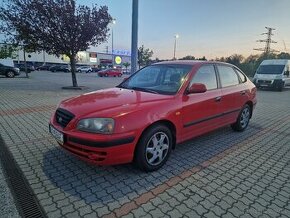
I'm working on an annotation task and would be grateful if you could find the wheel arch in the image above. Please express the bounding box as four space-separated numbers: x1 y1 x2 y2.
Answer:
134 119 177 159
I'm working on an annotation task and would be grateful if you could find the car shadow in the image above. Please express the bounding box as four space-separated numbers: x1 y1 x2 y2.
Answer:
42 124 262 204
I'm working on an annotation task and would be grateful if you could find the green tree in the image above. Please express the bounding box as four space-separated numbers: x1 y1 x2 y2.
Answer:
0 0 111 87
138 45 153 68
0 44 16 59
179 55 195 60
123 62 130 72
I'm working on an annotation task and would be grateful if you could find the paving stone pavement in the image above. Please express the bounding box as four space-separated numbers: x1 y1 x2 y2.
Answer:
0 72 290 217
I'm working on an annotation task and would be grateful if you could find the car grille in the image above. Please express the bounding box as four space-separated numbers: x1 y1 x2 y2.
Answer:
55 108 75 128
258 80 272 84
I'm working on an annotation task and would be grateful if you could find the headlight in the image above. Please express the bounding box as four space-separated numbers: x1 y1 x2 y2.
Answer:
77 118 114 134
14 67 20 72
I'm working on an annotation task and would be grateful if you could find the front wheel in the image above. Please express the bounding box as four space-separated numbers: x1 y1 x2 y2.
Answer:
134 125 173 172
6 71 15 78
231 104 251 132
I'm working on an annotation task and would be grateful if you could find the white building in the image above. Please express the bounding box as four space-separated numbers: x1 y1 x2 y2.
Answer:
14 48 131 67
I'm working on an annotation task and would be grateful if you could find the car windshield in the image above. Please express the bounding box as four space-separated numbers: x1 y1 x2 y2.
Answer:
117 64 192 95
256 65 284 74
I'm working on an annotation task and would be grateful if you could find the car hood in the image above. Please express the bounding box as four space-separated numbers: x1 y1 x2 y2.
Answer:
59 88 174 118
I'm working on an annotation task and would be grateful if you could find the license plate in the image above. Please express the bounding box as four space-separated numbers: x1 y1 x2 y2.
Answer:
260 84 269 87
49 125 64 144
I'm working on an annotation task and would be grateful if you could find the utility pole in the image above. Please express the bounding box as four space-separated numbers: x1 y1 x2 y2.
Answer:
254 27 279 54
131 0 139 74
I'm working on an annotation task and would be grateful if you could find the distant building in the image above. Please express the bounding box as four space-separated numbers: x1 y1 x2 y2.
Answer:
14 48 131 68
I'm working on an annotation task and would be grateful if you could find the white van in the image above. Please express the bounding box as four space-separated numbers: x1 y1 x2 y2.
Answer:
253 59 290 91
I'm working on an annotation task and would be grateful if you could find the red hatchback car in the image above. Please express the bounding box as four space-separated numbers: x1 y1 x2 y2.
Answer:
49 61 257 171
98 68 122 77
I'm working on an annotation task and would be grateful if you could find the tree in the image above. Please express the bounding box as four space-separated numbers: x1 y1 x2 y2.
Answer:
0 0 111 87
179 55 195 60
0 44 17 59
138 45 153 68
123 62 130 72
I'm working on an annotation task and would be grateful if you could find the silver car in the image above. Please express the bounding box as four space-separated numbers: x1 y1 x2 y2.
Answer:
77 66 92 73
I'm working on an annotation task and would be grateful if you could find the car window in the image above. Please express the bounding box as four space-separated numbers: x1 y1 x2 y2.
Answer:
190 65 217 90
119 64 192 95
217 65 240 87
235 68 247 83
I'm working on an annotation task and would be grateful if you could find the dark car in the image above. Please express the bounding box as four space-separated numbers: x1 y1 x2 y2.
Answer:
36 65 51 71
0 63 20 78
14 63 35 73
91 67 101 72
49 65 70 72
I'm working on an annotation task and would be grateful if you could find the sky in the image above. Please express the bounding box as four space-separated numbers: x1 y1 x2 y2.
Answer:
77 0 290 60
5 0 290 60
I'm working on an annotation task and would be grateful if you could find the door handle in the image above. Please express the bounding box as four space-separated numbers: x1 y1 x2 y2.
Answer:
240 90 246 95
215 96 222 102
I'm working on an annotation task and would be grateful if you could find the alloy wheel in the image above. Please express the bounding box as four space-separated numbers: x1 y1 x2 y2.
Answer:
240 107 250 129
145 132 169 166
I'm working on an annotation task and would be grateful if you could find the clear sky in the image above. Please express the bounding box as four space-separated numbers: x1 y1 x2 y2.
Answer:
80 0 290 59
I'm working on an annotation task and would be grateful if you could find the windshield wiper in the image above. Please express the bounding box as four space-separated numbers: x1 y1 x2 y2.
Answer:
130 87 159 94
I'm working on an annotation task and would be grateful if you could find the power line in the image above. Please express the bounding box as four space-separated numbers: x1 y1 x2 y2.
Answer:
254 27 279 54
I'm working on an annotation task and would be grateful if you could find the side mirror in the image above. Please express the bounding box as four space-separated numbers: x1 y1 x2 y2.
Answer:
187 83 207 94
284 71 289 76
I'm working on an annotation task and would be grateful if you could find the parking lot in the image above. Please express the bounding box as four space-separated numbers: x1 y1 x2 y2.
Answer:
0 71 289 218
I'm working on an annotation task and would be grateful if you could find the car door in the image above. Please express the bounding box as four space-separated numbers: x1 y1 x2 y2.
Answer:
216 65 246 124
181 64 223 141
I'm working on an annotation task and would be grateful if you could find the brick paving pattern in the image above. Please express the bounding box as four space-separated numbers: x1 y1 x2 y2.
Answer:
0 72 289 217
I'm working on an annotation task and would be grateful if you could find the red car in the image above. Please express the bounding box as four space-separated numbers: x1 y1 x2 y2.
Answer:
98 68 122 77
49 61 257 171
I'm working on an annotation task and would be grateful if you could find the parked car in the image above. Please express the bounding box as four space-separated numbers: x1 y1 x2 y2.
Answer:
0 63 20 78
77 66 92 73
98 68 122 77
36 65 51 71
91 67 101 72
49 65 70 72
49 61 257 171
14 63 35 73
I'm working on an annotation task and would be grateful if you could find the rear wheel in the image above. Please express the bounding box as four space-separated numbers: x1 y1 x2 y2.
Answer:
6 71 15 78
134 125 172 172
231 104 251 132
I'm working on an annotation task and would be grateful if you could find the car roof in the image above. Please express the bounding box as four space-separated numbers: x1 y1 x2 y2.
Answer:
153 60 236 68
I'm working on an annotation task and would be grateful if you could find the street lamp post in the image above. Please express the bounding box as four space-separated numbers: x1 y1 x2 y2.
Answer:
173 34 179 60
131 0 139 74
111 19 116 68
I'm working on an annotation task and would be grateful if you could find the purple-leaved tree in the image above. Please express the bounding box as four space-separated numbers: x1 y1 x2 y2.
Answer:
0 0 112 87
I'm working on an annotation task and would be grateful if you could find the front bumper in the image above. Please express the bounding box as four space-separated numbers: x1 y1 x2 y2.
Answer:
254 79 284 89
49 123 137 166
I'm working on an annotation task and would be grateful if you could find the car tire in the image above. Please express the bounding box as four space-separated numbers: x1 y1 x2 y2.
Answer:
231 104 251 132
105 73 108 77
134 124 173 172
6 71 15 78
277 83 284 92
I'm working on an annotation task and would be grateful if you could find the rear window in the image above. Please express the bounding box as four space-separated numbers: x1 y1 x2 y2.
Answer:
217 65 240 87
